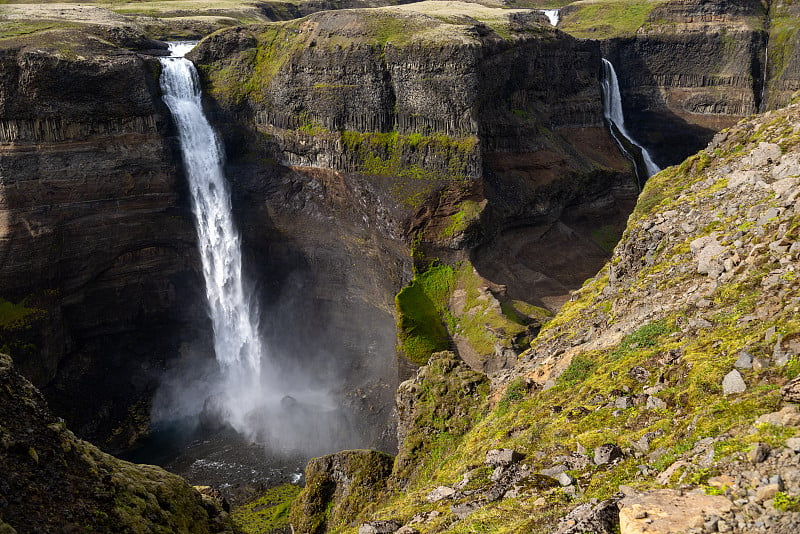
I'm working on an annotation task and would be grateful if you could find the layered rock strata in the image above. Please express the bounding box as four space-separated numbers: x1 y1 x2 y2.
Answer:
0 34 204 450
193 2 635 376
598 0 768 167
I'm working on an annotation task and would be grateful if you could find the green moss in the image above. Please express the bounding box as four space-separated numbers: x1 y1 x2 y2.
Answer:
392 351 490 489
557 354 597 385
497 376 528 413
232 484 300 534
395 264 457 366
442 200 483 238
611 319 672 360
591 224 623 253
0 298 41 329
559 0 666 39
774 491 800 512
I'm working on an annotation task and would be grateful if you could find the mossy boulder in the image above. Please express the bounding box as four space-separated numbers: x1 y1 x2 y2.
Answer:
290 449 395 534
393 351 489 488
0 353 233 533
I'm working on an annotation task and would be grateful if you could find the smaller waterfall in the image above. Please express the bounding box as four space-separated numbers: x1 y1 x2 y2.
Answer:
600 58 660 182
541 9 560 26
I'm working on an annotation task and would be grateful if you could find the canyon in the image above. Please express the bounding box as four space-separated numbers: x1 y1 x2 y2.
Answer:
1 0 800 533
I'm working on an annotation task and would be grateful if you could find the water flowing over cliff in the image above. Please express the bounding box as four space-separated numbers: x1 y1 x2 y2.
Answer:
600 58 661 183
156 42 366 460
160 42 264 432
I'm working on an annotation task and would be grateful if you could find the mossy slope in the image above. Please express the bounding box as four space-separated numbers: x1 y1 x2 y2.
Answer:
0 353 233 532
322 103 800 533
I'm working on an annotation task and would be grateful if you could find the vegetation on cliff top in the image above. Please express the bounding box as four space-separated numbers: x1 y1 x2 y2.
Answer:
559 0 666 38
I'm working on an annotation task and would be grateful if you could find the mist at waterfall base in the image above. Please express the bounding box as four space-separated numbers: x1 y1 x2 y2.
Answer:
138 43 374 487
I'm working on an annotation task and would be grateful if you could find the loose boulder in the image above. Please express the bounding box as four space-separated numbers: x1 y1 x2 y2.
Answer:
722 370 746 395
594 444 623 466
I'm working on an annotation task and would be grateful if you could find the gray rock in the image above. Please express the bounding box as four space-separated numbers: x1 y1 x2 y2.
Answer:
425 486 455 503
554 497 621 534
785 437 800 452
629 366 650 382
562 453 592 471
615 396 633 409
722 370 746 395
485 448 523 467
748 442 770 463
541 464 568 477
781 376 800 403
735 351 754 369
646 396 667 410
450 499 486 520
557 472 575 486
756 484 780 503
594 443 623 465
752 356 770 371
690 234 726 278
359 520 403 534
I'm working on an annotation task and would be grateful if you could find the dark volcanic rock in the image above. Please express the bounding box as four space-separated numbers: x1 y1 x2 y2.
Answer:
0 40 205 450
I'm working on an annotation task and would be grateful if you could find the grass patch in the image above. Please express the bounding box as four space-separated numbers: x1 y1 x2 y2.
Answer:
442 200 483 238
557 354 597 385
611 319 672 360
395 264 457 366
559 0 665 39
232 484 300 534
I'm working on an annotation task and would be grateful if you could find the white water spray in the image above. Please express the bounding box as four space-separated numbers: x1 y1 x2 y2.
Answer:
159 42 263 430
600 58 660 180
541 9 559 26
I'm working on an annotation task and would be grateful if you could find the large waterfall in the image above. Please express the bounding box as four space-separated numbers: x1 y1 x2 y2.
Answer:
600 58 661 181
159 43 263 430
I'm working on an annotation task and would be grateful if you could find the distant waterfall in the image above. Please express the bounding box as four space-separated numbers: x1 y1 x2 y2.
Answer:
600 58 661 181
541 9 560 26
159 43 263 426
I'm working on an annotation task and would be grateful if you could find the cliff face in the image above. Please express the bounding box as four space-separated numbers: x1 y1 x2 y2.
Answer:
193 2 635 379
0 353 233 533
0 33 205 450
764 0 800 110
590 0 767 167
307 93 800 534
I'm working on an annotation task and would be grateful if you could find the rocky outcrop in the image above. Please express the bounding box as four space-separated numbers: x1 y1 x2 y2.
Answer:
0 353 233 532
0 35 204 450
339 95 800 533
289 449 395 534
393 351 489 487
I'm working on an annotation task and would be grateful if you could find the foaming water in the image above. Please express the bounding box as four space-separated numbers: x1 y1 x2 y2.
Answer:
600 58 661 182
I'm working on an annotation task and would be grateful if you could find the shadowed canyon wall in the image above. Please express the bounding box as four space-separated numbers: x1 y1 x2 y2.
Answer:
0 38 207 451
